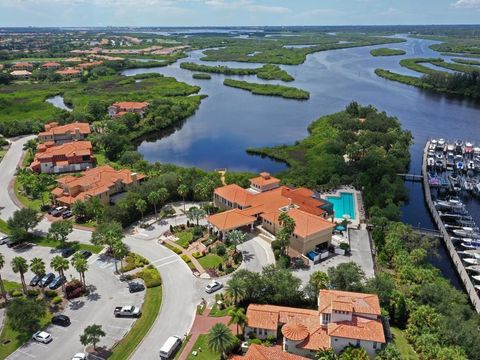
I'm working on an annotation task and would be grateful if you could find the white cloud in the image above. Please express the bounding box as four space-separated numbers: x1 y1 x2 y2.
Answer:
453 0 480 8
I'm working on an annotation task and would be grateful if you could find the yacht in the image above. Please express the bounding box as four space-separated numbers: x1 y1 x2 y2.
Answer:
427 157 435 168
467 265 480 274
463 254 480 265
437 138 446 150
472 275 480 283
452 227 479 237
447 143 455 152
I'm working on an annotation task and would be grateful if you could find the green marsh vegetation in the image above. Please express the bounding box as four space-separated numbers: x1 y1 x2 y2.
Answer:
452 58 480 66
181 62 294 81
370 48 406 56
223 79 309 100
192 73 211 80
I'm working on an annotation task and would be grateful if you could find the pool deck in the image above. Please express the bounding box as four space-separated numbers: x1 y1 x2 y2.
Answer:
320 187 364 227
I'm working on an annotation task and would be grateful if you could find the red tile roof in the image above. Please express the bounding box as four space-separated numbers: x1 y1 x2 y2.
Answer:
42 61 61 68
35 141 93 160
328 316 385 343
207 209 256 232
318 290 381 316
281 323 309 341
215 184 252 208
39 122 91 138
111 101 149 110
230 344 309 360
250 172 280 188
55 68 81 76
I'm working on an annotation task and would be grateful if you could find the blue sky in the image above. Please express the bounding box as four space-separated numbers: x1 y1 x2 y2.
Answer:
0 0 479 27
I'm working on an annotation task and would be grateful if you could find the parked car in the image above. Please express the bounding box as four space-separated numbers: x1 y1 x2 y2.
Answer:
71 353 87 360
51 206 67 217
32 331 52 344
0 236 9 245
128 282 145 293
30 274 43 286
159 336 182 359
6 239 16 248
62 210 73 219
13 242 32 250
49 275 66 290
52 314 70 327
39 273 55 287
78 250 92 259
114 305 141 318
205 280 223 294
61 248 76 258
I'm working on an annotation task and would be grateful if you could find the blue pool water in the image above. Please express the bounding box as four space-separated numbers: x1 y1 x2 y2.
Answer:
326 192 356 220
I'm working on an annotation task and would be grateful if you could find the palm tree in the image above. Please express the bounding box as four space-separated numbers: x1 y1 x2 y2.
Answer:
225 277 246 306
111 240 129 274
227 307 246 335
30 257 46 293
50 255 69 293
157 187 169 212
177 184 189 213
135 199 147 222
226 230 247 246
207 323 235 359
0 253 7 302
147 191 161 220
11 256 29 294
315 348 339 360
71 253 89 290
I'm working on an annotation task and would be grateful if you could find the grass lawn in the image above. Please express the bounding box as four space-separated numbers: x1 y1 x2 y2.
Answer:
391 327 419 360
209 303 234 317
109 286 162 360
176 230 193 248
14 180 46 212
0 219 10 235
185 334 220 360
31 236 103 254
4 280 21 292
197 254 223 270
174 334 192 360
0 304 52 359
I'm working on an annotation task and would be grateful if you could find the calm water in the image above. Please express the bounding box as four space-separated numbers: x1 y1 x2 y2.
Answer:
121 36 480 286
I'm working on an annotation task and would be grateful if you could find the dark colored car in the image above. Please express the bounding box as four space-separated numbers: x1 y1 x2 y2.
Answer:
78 250 92 259
51 314 70 327
62 210 73 219
128 282 145 293
0 236 9 245
39 273 55 287
49 275 66 290
6 239 16 248
30 274 42 286
50 206 67 217
61 248 76 258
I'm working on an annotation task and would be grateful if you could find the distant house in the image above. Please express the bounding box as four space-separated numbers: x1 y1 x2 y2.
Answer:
208 172 334 255
55 68 81 77
63 57 83 64
42 61 61 70
76 61 103 70
51 165 146 206
30 141 95 174
243 290 386 359
11 62 33 71
108 101 150 118
10 70 32 79
38 122 91 144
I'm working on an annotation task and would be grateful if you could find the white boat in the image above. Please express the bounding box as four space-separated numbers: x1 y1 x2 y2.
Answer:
447 144 455 152
458 250 480 257
463 257 480 265
472 275 480 282
461 242 480 250
438 138 446 148
434 199 464 209
427 157 435 167
467 160 475 170
466 265 480 274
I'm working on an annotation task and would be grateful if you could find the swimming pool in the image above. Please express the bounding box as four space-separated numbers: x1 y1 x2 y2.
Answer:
325 192 356 220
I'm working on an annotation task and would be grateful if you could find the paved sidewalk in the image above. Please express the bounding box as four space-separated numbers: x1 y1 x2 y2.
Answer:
178 308 237 360
163 237 206 274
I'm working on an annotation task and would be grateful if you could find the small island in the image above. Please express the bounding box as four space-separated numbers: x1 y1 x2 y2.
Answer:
370 48 406 57
223 79 310 100
192 73 211 80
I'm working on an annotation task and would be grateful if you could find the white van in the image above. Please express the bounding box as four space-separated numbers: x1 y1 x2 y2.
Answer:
159 336 182 359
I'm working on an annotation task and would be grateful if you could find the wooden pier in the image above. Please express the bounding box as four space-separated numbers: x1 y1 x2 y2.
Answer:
397 173 423 182
422 141 480 312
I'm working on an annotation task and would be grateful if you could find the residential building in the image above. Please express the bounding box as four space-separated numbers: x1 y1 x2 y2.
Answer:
108 101 150 118
55 68 81 77
42 61 61 70
76 61 103 69
30 141 95 174
10 70 31 78
11 62 33 71
208 172 334 255
38 122 91 144
244 290 386 359
51 165 146 206
230 344 309 360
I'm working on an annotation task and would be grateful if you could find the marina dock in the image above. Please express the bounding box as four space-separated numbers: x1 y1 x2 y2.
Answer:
422 141 480 312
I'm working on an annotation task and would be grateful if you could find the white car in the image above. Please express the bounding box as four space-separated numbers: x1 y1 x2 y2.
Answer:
72 353 87 360
205 280 223 294
32 331 52 344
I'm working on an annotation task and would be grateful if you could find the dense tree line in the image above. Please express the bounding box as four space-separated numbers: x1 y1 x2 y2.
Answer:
423 70 480 99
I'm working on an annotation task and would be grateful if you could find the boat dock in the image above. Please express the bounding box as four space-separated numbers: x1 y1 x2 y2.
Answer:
422 140 480 312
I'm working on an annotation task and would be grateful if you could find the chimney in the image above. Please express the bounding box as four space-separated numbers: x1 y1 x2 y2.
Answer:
131 173 137 183
74 127 80 139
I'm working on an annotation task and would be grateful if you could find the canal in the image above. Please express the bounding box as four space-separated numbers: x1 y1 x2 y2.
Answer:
124 35 480 286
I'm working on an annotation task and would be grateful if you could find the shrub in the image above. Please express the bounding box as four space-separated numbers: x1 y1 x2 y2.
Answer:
52 296 62 304
249 338 262 345
44 290 58 298
215 243 226 256
65 279 82 292
266 335 277 343
192 252 203 259
66 287 84 300
278 256 291 269
339 242 350 251
181 254 191 263
10 290 23 297
136 265 162 288
27 289 40 297
193 226 203 239
120 262 137 273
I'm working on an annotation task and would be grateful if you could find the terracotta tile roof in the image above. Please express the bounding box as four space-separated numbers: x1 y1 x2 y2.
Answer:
42 61 61 68
327 316 385 343
250 172 281 188
230 344 309 360
111 101 149 110
215 184 252 208
35 141 93 160
331 301 354 313
262 208 335 238
55 68 81 76
318 290 381 316
77 61 103 69
39 122 91 137
281 323 309 341
246 304 319 331
207 209 256 232
297 326 330 350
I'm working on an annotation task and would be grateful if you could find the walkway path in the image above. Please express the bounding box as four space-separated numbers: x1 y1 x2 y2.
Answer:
162 237 206 274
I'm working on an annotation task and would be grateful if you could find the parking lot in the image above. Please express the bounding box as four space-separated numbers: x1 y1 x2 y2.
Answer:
1 244 145 360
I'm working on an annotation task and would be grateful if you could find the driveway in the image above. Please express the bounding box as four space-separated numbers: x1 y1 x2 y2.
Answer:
2 245 143 360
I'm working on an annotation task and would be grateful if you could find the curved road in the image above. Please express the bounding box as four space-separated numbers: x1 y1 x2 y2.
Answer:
0 137 274 359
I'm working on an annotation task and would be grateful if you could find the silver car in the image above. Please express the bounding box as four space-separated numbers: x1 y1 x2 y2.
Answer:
32 331 52 344
205 280 223 294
